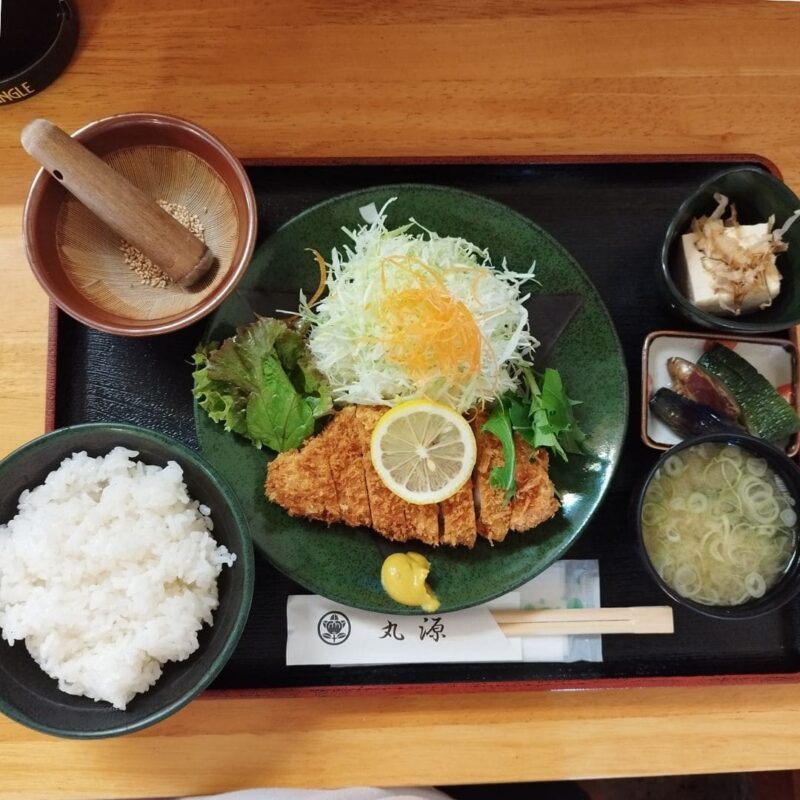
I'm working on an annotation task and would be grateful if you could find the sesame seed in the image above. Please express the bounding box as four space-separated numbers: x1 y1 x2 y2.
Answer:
119 200 206 289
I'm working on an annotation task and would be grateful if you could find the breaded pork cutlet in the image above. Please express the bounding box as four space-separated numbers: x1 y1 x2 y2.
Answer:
266 406 559 548
440 480 477 547
472 413 513 542
353 406 420 544
510 443 559 531
352 409 440 546
404 503 440 547
472 414 559 543
265 426 340 525
324 406 371 528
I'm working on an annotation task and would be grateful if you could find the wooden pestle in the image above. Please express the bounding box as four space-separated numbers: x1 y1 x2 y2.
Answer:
21 119 214 287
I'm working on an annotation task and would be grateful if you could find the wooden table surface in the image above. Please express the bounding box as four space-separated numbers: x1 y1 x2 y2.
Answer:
3 0 800 796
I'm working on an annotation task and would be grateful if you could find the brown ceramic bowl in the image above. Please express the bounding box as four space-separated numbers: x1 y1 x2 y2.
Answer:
23 113 257 336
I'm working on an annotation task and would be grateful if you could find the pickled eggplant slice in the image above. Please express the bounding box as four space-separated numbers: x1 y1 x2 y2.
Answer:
649 388 743 439
666 357 742 420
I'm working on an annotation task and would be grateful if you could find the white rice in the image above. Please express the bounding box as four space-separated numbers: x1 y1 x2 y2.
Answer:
0 447 236 710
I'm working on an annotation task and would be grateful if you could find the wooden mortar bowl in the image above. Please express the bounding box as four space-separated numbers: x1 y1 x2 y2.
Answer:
23 113 257 336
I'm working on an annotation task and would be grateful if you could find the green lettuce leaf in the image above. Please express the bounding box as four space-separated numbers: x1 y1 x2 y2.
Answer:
191 317 333 452
191 346 249 437
244 356 316 451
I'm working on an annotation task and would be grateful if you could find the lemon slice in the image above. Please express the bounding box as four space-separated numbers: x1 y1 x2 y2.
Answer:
370 399 477 505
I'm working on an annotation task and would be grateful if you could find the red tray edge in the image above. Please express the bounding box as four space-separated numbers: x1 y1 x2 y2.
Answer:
237 152 783 178
43 152 798 698
201 669 800 700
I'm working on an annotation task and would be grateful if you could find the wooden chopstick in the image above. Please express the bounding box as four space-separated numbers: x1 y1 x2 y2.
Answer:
490 606 674 636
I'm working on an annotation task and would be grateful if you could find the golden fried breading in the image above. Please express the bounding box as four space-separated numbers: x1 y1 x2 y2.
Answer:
266 406 560 548
353 406 416 543
472 413 513 543
265 432 340 525
440 479 477 548
510 437 560 532
325 406 371 528
404 503 440 547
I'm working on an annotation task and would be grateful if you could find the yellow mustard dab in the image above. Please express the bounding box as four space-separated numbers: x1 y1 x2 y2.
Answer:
381 552 440 612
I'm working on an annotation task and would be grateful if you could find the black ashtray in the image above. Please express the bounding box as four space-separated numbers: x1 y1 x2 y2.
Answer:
0 0 77 106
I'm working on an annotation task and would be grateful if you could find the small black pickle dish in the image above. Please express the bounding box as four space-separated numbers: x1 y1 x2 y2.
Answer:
634 431 800 620
659 166 800 334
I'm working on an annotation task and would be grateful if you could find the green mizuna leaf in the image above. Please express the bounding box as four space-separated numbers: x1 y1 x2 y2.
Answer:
480 366 586 503
516 366 587 461
481 402 517 503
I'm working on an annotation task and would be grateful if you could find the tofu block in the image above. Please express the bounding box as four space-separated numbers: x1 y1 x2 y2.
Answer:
680 223 781 315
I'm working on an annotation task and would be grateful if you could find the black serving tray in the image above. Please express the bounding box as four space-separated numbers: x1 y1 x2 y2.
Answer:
48 156 800 693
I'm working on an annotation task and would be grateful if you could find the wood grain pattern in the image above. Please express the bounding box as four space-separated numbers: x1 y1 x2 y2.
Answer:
3 0 800 794
4 686 800 798
492 606 675 635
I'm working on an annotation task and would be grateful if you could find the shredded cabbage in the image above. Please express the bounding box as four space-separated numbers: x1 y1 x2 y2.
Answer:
298 198 538 412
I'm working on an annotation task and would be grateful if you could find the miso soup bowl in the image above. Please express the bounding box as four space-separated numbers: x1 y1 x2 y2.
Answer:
635 432 800 620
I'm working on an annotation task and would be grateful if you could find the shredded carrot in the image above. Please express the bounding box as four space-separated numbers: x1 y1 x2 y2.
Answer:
379 286 482 387
305 249 328 308
367 254 494 394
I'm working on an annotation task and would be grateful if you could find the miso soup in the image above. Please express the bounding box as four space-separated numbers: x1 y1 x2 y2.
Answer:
641 443 797 606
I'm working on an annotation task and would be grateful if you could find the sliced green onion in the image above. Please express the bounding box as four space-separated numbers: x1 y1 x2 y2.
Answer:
642 443 797 607
664 456 683 477
746 458 768 477
687 493 709 514
641 502 668 526
745 572 767 598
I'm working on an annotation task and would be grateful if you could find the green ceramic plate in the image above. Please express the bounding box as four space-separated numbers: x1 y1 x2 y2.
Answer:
195 185 627 613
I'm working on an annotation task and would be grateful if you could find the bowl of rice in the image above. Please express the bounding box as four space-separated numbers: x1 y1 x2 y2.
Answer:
0 423 254 738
